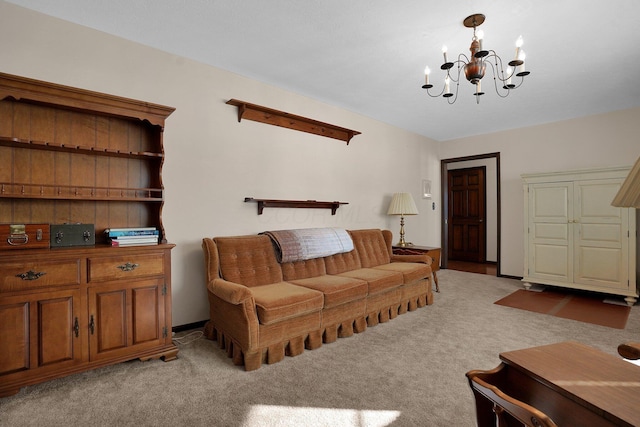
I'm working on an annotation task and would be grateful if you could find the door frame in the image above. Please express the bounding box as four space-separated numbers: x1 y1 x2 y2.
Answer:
440 152 502 276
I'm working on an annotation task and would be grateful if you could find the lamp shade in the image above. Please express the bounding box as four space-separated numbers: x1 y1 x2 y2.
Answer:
387 193 418 215
611 156 640 208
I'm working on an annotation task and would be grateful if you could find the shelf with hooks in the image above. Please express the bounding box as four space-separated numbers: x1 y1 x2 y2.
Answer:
226 99 361 144
244 198 348 215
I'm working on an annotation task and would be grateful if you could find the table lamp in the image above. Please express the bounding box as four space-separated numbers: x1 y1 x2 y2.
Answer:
387 192 418 247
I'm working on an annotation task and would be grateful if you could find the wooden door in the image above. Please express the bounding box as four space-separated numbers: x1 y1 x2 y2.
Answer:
0 290 82 376
88 279 165 362
448 167 486 262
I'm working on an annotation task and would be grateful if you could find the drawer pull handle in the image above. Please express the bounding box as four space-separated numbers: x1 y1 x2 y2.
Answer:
73 317 79 338
16 270 46 280
117 262 139 272
8 234 29 245
89 315 95 335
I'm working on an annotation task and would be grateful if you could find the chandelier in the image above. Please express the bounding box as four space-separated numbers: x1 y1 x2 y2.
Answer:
421 13 530 104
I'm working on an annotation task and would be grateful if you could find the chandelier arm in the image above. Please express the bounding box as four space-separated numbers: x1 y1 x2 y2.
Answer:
484 60 512 98
446 79 460 104
511 75 526 89
443 60 466 84
485 52 510 83
424 85 446 98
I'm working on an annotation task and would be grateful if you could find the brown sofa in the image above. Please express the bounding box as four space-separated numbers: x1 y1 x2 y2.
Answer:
202 228 433 370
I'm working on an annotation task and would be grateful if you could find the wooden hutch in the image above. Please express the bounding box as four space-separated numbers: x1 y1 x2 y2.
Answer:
0 73 177 397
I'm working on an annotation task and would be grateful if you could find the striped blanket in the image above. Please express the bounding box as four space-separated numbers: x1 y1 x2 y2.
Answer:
261 227 354 263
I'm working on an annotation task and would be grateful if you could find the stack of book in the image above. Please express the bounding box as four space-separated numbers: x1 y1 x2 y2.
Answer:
105 227 159 247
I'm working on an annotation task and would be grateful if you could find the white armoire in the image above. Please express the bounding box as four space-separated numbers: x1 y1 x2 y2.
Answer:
522 167 638 306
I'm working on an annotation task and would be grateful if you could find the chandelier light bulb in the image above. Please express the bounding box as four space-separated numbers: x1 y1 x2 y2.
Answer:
424 66 431 86
518 52 526 74
442 45 448 63
514 36 523 60
476 30 484 50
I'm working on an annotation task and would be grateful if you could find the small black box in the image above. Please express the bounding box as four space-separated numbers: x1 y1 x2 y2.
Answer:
51 223 95 247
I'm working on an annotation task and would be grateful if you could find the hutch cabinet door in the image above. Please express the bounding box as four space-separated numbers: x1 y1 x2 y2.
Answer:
0 289 82 377
87 278 166 362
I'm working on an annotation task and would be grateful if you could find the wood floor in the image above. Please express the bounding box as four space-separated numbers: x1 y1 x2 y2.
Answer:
446 260 497 276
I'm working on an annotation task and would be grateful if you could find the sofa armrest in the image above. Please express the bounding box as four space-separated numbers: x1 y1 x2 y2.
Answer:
391 253 432 266
208 278 254 305
618 342 640 360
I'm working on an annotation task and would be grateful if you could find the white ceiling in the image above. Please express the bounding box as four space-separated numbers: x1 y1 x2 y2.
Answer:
7 0 640 141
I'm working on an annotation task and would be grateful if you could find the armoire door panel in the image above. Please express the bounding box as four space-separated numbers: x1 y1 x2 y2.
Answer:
576 246 624 288
532 223 569 242
531 185 571 222
532 244 570 280
577 181 626 221
579 223 623 248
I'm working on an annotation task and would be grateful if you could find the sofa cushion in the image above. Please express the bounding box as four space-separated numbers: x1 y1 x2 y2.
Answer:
281 258 327 281
250 282 324 325
288 275 368 309
373 262 431 284
337 268 403 295
349 229 391 267
324 250 362 275
214 235 283 287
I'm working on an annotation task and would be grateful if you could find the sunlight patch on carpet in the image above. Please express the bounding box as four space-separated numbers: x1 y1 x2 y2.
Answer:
243 405 401 427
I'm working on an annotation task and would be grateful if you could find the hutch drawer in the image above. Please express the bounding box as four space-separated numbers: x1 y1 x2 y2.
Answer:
87 253 165 282
0 258 82 293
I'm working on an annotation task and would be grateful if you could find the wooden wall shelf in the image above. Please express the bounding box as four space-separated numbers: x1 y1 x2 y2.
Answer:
226 99 361 145
244 197 348 215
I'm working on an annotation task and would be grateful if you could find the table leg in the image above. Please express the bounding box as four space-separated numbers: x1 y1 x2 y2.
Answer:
433 271 439 292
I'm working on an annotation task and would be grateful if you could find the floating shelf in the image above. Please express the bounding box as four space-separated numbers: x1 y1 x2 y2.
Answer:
226 99 361 145
244 198 348 215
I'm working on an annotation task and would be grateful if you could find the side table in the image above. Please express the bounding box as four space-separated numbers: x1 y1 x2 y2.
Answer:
392 245 441 292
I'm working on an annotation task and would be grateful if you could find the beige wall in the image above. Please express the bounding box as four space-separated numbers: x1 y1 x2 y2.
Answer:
0 2 440 325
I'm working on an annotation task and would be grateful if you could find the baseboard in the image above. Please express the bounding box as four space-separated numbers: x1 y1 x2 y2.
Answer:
172 320 208 333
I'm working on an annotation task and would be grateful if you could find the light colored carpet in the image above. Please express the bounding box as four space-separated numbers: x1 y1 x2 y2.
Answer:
1 270 638 427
